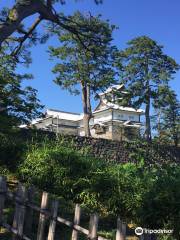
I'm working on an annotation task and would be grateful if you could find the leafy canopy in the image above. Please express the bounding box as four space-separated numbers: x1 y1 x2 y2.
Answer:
0 48 43 132
117 36 179 108
49 12 118 95
159 90 180 145
116 36 179 141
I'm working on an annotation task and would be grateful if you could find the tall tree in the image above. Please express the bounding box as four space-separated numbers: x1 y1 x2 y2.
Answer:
117 36 179 142
155 90 180 146
151 85 172 142
0 48 43 132
0 0 102 53
49 12 117 136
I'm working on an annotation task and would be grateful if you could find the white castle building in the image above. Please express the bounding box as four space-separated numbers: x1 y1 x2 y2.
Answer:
31 85 144 141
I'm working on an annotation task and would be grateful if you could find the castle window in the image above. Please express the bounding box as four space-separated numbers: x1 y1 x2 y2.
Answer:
118 114 124 119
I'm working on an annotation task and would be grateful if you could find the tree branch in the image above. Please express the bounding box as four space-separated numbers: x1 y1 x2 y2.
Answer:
47 0 53 9
0 1 102 50
11 16 42 56
38 5 90 49
0 1 41 46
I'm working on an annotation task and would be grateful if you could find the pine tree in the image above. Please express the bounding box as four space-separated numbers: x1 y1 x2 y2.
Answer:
49 12 117 136
117 36 179 142
160 90 180 146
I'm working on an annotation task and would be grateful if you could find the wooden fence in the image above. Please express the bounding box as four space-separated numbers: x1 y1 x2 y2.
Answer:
0 176 127 240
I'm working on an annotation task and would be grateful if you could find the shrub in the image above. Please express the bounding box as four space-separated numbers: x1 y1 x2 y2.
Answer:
0 132 26 170
1 136 180 239
139 164 180 239
18 141 107 203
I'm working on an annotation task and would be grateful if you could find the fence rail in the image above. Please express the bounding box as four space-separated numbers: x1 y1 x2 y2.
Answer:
0 176 127 240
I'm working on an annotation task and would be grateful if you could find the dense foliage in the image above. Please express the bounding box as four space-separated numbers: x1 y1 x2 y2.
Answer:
49 11 117 136
159 91 180 146
0 49 43 132
10 138 179 239
116 36 179 142
152 87 180 146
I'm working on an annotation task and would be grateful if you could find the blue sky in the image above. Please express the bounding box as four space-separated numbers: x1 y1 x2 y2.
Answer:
1 0 180 113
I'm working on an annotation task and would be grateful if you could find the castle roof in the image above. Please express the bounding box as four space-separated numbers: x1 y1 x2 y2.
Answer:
46 109 83 121
98 84 126 96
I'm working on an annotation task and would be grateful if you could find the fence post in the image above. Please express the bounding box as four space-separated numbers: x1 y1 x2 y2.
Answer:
12 183 27 240
25 185 35 237
37 191 49 240
116 217 126 240
88 213 99 240
0 176 7 226
71 204 81 240
47 200 59 240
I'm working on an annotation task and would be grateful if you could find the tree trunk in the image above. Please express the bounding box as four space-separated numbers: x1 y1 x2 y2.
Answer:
172 113 178 147
81 83 92 137
144 59 152 143
144 97 152 142
157 109 161 143
83 113 91 137
174 137 178 147
0 1 40 46
173 131 178 147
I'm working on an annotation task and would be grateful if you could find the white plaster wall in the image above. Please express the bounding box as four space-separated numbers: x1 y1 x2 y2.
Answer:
93 110 112 124
34 118 53 129
113 110 139 122
52 118 79 127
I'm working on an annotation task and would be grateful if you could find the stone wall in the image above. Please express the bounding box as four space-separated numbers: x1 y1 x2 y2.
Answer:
58 134 180 164
19 129 180 164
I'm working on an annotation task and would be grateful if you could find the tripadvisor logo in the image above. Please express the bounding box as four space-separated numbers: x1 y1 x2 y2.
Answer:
135 227 143 236
135 227 173 236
